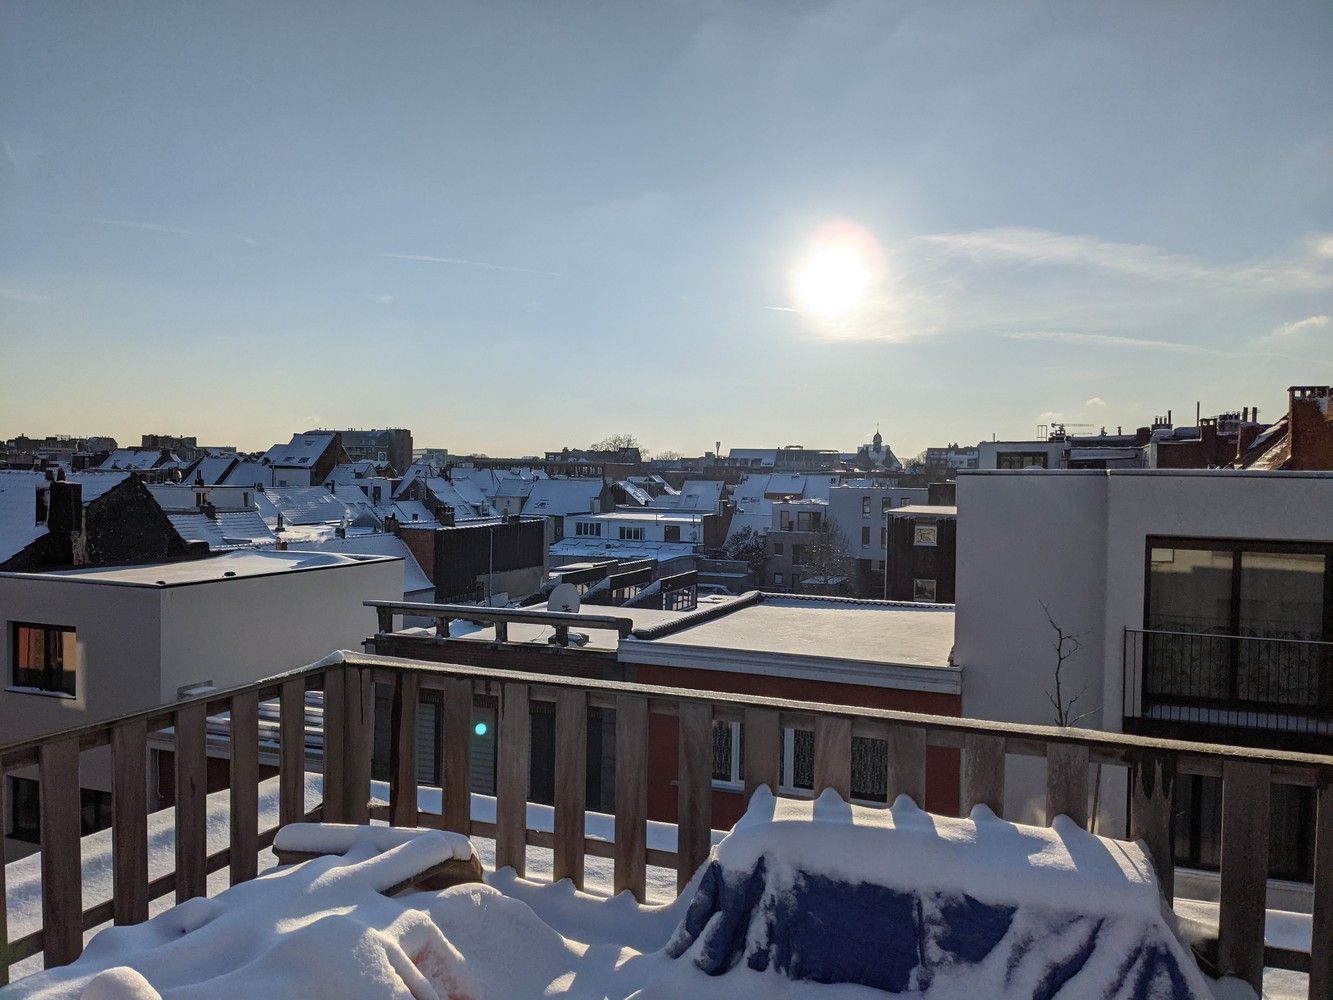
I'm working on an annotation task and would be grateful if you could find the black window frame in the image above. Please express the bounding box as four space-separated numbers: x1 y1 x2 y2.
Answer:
996 451 1049 470
11 621 77 697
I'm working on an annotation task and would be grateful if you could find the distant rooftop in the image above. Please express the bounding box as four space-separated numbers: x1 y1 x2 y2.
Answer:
2 549 397 587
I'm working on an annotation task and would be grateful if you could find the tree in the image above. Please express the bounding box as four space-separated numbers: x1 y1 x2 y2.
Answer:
721 526 768 583
903 449 928 474
655 449 682 461
801 527 853 595
590 433 642 453
1041 602 1095 726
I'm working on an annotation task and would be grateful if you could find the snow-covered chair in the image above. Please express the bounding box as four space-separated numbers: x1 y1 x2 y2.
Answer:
666 789 1214 999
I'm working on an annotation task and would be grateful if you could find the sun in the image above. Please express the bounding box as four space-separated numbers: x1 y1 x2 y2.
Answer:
790 222 885 320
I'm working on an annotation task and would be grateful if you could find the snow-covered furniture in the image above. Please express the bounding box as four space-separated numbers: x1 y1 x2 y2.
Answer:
272 823 482 894
666 789 1214 999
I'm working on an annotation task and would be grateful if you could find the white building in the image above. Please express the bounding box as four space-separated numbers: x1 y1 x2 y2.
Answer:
552 509 707 567
826 483 929 570
953 468 1333 904
1 550 402 853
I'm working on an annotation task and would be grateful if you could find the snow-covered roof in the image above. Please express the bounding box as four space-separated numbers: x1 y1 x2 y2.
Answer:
549 538 698 563
725 499 773 541
617 480 653 505
0 471 132 564
888 505 957 518
648 479 723 511
98 448 180 471
167 511 278 551
261 432 337 468
622 594 958 692
523 478 604 516
183 455 239 485
285 532 432 594
727 448 778 466
256 487 377 527
8 548 388 586
219 461 274 488
323 461 379 485
418 478 499 520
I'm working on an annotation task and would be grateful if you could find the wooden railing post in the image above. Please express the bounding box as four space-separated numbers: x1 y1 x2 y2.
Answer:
677 701 713 893
495 683 530 876
322 667 347 823
1217 761 1271 992
0 777 7 986
1129 754 1176 902
886 725 926 806
389 670 420 827
553 689 587 887
1045 743 1089 827
39 737 82 967
441 677 473 835
279 677 306 827
743 707 780 803
111 718 149 924
174 702 208 903
1311 780 1332 1000
229 690 259 885
614 695 649 901
343 666 372 825
960 733 1005 817
813 716 852 800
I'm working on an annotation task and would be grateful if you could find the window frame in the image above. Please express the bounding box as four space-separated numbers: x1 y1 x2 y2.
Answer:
10 621 77 698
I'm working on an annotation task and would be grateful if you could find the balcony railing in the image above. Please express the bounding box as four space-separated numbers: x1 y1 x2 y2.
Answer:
1123 627 1333 737
1 650 1330 997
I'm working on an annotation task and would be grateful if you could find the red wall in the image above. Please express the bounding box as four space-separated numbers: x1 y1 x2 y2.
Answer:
629 663 962 829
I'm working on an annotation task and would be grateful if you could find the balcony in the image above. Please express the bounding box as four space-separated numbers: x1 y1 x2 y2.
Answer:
1 651 1330 996
1123 627 1333 742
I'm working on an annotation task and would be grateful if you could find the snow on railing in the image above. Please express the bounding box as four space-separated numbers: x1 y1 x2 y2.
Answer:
1 650 1330 997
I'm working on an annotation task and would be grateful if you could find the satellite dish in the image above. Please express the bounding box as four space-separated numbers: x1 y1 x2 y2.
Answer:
549 582 581 614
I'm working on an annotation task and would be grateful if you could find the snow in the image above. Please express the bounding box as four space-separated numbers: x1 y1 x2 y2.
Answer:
260 433 336 468
3 783 1310 999
0 471 129 564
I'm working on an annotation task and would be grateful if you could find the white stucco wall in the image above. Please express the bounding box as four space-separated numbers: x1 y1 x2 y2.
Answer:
954 469 1333 830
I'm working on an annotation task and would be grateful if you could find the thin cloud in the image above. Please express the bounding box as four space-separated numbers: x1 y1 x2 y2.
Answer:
1267 314 1329 339
76 215 202 238
921 226 1330 292
1085 396 1107 408
1003 331 1221 354
764 305 803 313
0 287 47 303
374 252 567 278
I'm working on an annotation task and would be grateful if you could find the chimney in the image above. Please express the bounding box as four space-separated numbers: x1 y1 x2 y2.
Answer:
434 504 455 527
46 481 87 566
384 513 399 536
1236 423 1262 461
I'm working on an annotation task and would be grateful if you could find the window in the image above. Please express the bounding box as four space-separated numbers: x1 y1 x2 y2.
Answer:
996 451 1048 469
861 497 872 517
882 498 892 514
796 511 821 531
880 526 887 548
913 522 938 547
914 578 937 602
772 541 784 555
861 526 871 546
712 721 743 786
575 521 602 537
772 572 783 586
618 525 644 541
790 543 805 566
11 622 76 696
663 525 680 543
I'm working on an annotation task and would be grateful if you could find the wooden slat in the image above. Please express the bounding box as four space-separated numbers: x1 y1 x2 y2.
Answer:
886 724 926 806
495 683 530 876
1129 754 1176 902
813 716 852 800
743 707 780 803
111 717 149 924
279 677 306 827
1217 760 1271 992
1045 743 1089 827
614 695 649 901
229 690 259 885
442 677 473 835
389 670 420 827
960 733 1005 817
174 702 208 903
39 737 82 967
343 666 372 825
321 668 347 823
1307 781 1332 1000
553 688 587 887
676 701 713 893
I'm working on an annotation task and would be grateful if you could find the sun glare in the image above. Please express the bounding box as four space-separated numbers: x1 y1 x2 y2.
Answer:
790 222 886 322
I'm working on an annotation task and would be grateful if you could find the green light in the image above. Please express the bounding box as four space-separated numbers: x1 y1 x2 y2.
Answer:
473 721 489 737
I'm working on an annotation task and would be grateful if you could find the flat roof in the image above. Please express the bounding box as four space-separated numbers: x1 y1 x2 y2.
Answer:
574 510 706 522
1 549 399 588
890 505 957 517
620 594 959 693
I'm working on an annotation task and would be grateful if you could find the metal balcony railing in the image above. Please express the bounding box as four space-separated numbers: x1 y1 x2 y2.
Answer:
1 650 1330 996
1123 627 1333 736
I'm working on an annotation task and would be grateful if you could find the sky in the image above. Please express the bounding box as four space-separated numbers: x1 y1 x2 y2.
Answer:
1 1 1330 458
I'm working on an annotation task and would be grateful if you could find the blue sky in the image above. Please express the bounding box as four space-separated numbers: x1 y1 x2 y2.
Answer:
1 1 1329 456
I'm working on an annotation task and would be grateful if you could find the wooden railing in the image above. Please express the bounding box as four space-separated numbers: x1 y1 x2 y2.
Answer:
2 650 1330 997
